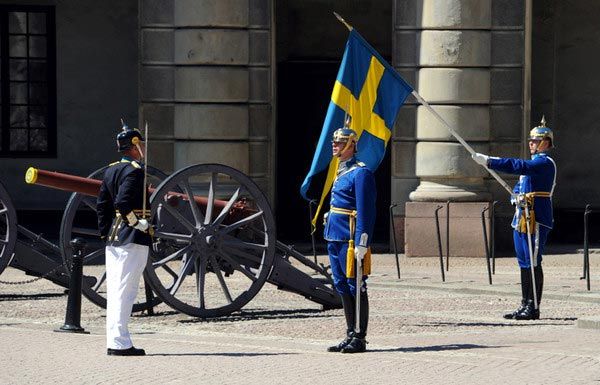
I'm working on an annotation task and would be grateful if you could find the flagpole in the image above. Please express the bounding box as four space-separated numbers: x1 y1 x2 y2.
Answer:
333 12 353 31
410 91 514 196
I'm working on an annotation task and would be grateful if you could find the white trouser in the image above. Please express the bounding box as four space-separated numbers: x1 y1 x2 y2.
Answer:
105 243 148 349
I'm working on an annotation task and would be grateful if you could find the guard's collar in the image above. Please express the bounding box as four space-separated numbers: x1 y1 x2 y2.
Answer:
121 156 134 162
531 152 547 159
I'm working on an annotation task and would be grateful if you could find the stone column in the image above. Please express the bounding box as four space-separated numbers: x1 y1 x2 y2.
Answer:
393 0 525 256
139 0 274 199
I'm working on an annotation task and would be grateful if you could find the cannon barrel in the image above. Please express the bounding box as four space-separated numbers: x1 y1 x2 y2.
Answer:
25 167 239 212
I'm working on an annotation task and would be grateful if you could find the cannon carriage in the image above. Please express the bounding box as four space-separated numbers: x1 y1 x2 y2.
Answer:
0 163 341 318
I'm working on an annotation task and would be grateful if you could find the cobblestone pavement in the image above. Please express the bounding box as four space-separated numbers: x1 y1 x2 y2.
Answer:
1 252 600 384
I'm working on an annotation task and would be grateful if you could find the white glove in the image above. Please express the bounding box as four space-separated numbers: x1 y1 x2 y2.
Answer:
354 245 368 261
133 218 150 232
472 152 489 166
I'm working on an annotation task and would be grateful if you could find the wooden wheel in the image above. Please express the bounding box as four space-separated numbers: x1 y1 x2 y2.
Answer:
146 163 276 318
59 165 167 311
0 181 17 276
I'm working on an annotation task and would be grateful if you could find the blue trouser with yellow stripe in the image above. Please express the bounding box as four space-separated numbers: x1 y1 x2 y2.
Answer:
513 225 550 268
327 241 367 297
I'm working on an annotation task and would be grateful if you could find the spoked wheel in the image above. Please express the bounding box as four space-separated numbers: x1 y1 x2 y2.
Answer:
59 165 167 311
0 181 17 276
146 163 276 318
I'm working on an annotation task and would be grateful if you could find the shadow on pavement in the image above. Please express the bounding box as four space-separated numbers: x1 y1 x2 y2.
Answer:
178 308 329 323
371 343 505 353
414 320 573 328
0 293 65 301
146 352 298 357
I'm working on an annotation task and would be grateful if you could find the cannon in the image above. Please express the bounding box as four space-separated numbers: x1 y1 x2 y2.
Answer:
1 163 341 318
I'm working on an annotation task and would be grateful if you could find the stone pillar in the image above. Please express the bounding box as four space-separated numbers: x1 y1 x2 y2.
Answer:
139 0 274 199
392 0 525 256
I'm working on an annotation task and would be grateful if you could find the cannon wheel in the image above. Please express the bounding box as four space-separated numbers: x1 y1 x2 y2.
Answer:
0 181 17 276
59 165 167 312
146 163 276 318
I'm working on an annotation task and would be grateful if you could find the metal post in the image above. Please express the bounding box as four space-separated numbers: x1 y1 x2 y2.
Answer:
308 199 318 265
389 203 400 279
434 205 446 282
446 201 450 271
55 238 89 334
582 204 591 291
491 201 497 274
481 206 493 285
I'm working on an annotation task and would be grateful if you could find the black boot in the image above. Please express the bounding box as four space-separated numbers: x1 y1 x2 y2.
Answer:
534 265 544 307
514 299 540 320
341 291 368 354
328 294 355 352
504 268 530 319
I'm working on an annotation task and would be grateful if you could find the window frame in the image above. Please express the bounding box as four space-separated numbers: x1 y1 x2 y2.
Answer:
0 4 56 158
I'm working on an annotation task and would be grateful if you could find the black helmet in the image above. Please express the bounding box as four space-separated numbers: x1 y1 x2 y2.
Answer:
116 120 143 152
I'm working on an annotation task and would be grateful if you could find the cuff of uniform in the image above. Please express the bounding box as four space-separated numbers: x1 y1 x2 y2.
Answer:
125 211 139 226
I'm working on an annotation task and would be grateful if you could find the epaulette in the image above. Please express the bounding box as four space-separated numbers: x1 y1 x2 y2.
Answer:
130 161 141 169
357 161 366 167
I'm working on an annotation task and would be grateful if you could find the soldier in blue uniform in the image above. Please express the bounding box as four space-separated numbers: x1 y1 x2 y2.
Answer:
324 127 376 353
472 118 556 320
97 122 151 356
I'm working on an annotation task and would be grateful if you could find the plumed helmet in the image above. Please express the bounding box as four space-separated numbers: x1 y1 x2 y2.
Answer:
116 119 144 152
528 115 553 147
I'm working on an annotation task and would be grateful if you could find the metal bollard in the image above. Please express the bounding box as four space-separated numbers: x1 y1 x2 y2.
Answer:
434 205 446 282
389 203 401 279
55 238 89 334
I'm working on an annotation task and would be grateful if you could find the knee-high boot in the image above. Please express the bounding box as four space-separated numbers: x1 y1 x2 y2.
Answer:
504 268 530 319
327 294 355 352
341 291 368 353
515 266 541 320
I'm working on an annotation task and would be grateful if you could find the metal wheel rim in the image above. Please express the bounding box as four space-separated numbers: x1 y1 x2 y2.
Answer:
0 181 17 276
146 163 276 318
59 165 167 311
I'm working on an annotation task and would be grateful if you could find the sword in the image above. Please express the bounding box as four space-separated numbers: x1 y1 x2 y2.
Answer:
354 233 368 334
142 121 149 219
522 197 538 310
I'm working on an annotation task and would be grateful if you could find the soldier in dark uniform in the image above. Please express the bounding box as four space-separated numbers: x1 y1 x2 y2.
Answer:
97 122 151 356
472 117 556 320
324 127 376 354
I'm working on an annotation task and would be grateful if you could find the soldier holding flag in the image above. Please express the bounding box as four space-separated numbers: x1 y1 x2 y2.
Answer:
97 121 151 356
324 126 376 354
472 118 556 320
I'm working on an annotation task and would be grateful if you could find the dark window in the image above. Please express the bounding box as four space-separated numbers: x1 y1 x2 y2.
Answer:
0 5 55 157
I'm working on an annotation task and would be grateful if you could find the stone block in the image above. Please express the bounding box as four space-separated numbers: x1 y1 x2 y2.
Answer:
418 31 490 67
395 68 417 94
415 142 489 178
490 105 522 140
140 0 174 26
149 140 174 174
420 0 491 29
141 66 174 101
249 30 270 65
174 141 249 173
249 67 270 102
393 31 417 66
174 105 248 139
174 67 248 102
393 105 417 139
491 68 522 103
392 177 420 214
392 142 416 177
174 0 248 27
249 104 271 138
418 68 490 103
492 0 524 28
492 31 523 65
249 0 270 27
404 201 491 257
142 29 174 63
140 104 174 139
249 141 269 176
416 105 490 140
394 0 418 28
490 142 521 159
175 29 248 65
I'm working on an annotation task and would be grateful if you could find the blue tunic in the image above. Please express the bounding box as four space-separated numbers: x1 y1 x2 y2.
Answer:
324 157 376 296
488 152 556 268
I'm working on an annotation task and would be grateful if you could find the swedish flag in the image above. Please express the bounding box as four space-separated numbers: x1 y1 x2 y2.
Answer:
300 30 413 226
